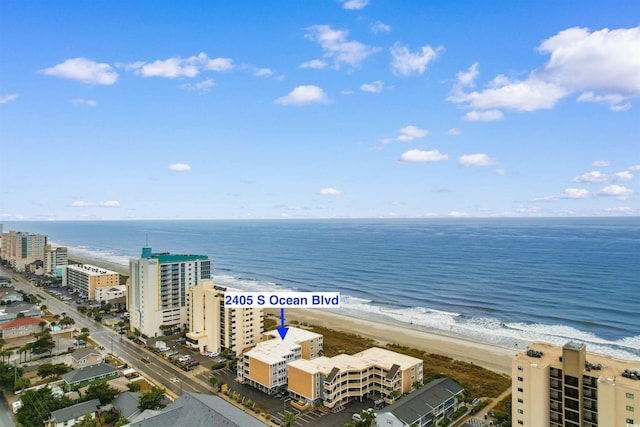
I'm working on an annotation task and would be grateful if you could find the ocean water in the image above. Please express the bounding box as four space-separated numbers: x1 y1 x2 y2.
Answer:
6 218 640 360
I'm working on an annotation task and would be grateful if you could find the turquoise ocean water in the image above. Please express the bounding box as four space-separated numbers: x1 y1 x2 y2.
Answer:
7 218 639 360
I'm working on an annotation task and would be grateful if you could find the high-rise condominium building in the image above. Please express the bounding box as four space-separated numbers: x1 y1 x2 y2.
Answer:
1 230 47 271
63 264 120 299
186 281 263 356
513 341 640 427
128 247 211 337
43 244 68 276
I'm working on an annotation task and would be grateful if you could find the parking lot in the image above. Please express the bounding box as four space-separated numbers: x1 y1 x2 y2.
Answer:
206 367 376 426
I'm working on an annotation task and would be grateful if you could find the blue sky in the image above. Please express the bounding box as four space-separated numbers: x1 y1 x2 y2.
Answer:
1 0 639 220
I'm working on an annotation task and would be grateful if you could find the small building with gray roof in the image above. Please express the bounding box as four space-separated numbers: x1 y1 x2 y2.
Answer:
375 377 464 427
49 398 100 427
61 363 118 390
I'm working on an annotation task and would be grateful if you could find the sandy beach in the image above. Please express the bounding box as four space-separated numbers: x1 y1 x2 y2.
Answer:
277 308 515 375
68 251 515 375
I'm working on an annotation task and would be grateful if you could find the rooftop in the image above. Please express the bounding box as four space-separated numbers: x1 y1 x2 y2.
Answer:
67 263 119 276
61 363 118 385
353 347 424 370
0 316 45 329
50 399 100 423
380 378 464 423
129 392 265 427
245 338 301 365
263 326 322 344
515 341 640 387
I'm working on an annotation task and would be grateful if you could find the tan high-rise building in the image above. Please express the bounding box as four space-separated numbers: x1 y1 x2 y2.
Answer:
288 347 423 410
63 264 120 300
186 281 263 356
43 244 68 276
1 230 47 271
513 341 640 427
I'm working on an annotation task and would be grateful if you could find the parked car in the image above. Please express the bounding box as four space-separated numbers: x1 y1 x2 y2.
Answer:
178 355 191 363
205 351 219 358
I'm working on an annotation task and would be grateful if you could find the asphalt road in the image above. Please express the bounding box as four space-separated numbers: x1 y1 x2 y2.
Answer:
2 267 211 398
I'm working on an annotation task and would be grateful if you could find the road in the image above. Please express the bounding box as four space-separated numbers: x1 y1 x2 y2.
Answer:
2 267 211 398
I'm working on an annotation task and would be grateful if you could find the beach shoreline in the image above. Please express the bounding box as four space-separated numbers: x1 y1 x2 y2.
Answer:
67 251 516 375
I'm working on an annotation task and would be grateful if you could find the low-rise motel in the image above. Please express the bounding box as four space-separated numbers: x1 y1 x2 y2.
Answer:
238 326 423 410
513 341 640 427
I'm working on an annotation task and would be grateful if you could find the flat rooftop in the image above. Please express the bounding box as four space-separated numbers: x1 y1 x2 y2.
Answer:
67 263 119 276
353 347 423 370
263 326 322 344
515 341 640 387
245 338 301 365
289 347 422 375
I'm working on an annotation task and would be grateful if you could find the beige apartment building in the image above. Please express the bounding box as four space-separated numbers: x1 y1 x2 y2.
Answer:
186 281 263 356
288 347 423 410
63 264 120 300
513 341 640 427
1 230 47 271
43 244 68 276
238 327 323 394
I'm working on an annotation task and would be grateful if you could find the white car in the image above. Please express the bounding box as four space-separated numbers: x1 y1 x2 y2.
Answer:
205 352 219 358
178 355 191 363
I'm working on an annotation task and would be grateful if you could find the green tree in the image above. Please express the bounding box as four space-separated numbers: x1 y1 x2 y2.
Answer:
37 363 71 379
84 381 119 405
31 330 56 356
114 418 130 427
283 411 297 427
138 386 166 411
75 414 100 427
0 362 23 391
78 306 89 314
127 381 141 392
16 387 74 427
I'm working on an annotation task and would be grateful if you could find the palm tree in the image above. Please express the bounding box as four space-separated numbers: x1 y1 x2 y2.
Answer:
283 412 296 427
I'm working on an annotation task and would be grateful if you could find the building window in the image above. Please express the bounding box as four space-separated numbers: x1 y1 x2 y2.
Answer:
518 365 523 371
517 387 523 392
626 419 634 425
517 376 523 382
518 409 523 414
628 393 635 399
627 406 635 412
517 421 523 425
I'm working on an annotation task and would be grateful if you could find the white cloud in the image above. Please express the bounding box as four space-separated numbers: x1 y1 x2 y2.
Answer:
341 89 354 95
448 26 640 113
559 188 590 199
130 53 233 78
0 93 19 104
319 188 342 195
341 0 369 10
168 163 192 171
71 201 96 207
603 206 634 214
614 171 633 182
204 57 233 71
275 85 331 106
305 25 377 68
456 62 479 87
99 200 120 207
390 43 442 76
592 160 611 167
458 153 498 167
447 128 462 135
300 59 328 69
372 22 391 34
572 170 608 183
397 125 428 141
463 110 504 122
629 164 640 171
254 68 273 77
572 170 634 183
71 98 97 107
360 80 384 93
610 102 632 111
180 78 215 92
598 184 633 200
400 149 448 163
41 57 118 85
495 169 506 176
448 211 470 217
